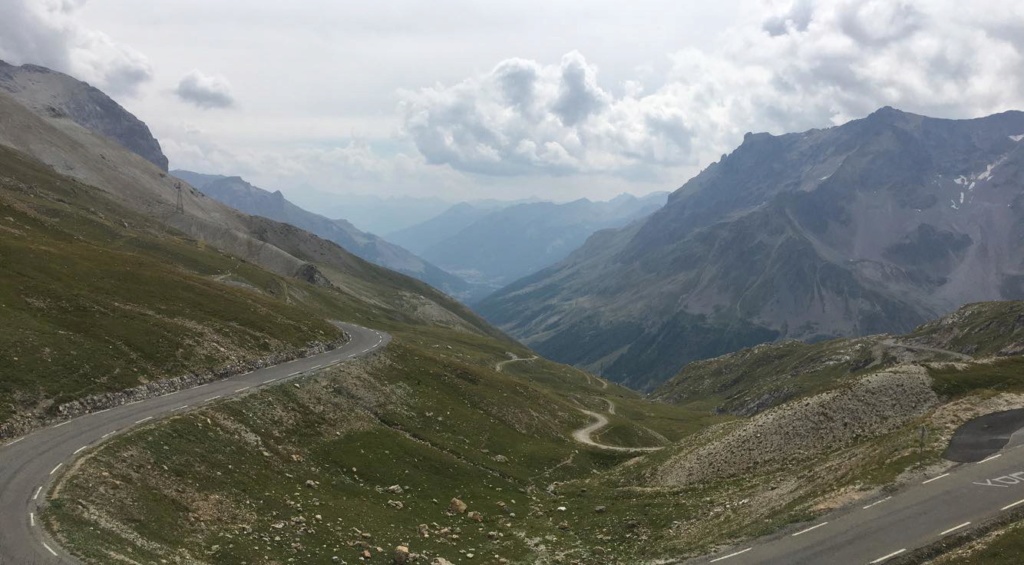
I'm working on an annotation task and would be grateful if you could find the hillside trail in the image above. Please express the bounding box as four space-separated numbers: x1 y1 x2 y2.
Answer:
495 354 538 372
881 338 974 361
496 353 610 389
572 399 664 453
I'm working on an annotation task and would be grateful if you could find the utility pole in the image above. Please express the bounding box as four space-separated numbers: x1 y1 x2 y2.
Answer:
174 181 184 214
919 424 927 466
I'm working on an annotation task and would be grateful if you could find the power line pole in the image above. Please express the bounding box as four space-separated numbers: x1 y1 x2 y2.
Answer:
174 181 184 214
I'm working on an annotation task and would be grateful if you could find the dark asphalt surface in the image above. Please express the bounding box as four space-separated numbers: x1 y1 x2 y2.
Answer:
943 408 1024 463
0 323 389 565
690 418 1024 565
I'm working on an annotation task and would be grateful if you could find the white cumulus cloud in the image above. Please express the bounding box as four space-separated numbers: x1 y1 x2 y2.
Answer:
401 51 695 178
174 69 235 109
0 0 152 96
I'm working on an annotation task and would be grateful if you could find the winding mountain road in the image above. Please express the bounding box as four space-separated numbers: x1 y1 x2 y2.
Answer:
572 399 663 453
0 322 390 565
494 354 538 372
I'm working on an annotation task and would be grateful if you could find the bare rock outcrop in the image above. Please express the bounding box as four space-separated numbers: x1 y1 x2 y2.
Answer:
0 59 168 170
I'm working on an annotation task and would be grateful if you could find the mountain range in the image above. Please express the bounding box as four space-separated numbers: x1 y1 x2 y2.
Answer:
479 107 1024 390
171 170 479 300
389 193 668 295
5 55 1024 565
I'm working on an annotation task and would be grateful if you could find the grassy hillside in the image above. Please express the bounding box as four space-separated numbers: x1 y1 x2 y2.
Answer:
0 145 346 429
0 139 729 563
45 323 724 564
0 141 509 435
48 313 1024 563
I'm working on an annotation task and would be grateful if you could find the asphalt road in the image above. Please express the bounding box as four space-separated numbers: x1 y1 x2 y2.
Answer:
0 322 389 565
690 430 1024 565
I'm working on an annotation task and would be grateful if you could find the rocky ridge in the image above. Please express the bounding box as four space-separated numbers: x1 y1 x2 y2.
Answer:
480 108 1024 390
0 59 168 170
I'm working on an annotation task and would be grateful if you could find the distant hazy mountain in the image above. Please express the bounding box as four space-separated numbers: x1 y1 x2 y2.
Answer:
479 108 1024 390
393 193 668 297
173 170 478 299
385 203 495 256
0 59 168 171
284 190 456 235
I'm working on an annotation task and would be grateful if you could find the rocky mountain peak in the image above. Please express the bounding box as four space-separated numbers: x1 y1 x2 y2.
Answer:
0 59 168 171
479 107 1024 390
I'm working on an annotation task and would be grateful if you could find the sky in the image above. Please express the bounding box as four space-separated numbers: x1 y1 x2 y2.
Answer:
1 1 1024 204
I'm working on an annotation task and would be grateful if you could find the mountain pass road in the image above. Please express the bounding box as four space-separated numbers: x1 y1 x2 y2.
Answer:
0 322 389 565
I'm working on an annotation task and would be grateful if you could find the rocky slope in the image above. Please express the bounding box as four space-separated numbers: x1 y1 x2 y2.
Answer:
172 170 479 300
0 59 168 170
479 108 1024 390
653 366 938 486
400 193 667 296
651 301 1024 416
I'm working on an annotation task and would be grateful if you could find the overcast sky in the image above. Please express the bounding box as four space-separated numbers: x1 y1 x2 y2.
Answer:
1 1 1023 203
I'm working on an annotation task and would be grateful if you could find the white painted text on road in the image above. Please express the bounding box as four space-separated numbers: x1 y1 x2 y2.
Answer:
974 471 1024 488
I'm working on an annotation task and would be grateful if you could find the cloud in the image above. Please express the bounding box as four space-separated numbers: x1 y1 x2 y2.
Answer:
401 51 695 178
400 0 1024 181
0 0 152 96
175 70 235 109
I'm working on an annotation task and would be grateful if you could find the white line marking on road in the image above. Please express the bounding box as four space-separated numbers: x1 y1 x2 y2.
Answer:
135 416 153 424
863 496 892 510
94 408 110 414
73 445 87 455
206 395 222 402
195 384 208 389
50 463 62 475
5 437 23 447
923 473 950 484
172 405 189 411
266 378 278 384
42 542 57 556
101 431 116 439
979 454 1003 464
869 548 906 563
792 522 829 537
940 522 970 536
288 371 301 377
311 364 322 370
30 512 34 527
33 486 42 500
54 421 70 428
709 548 751 562
1002 498 1024 511
235 387 250 393
165 390 181 397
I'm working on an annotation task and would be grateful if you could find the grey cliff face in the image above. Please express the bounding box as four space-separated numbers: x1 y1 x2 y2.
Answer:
0 60 168 171
479 108 1024 390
